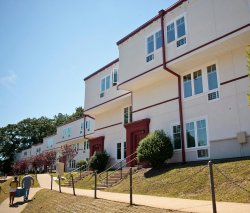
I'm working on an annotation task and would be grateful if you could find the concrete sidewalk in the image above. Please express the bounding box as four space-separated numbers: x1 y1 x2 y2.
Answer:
37 173 250 213
0 188 41 213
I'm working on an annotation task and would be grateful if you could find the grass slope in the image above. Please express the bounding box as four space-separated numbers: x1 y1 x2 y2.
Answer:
22 189 185 213
106 159 250 203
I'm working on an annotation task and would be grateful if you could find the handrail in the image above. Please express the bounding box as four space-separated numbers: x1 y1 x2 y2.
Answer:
70 163 89 174
98 151 137 178
68 163 89 179
99 157 137 183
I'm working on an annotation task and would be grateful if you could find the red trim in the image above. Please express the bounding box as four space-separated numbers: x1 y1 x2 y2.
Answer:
56 135 84 144
89 136 105 157
85 92 131 112
133 97 178 113
167 23 250 64
160 11 186 163
95 122 122 131
84 58 119 81
56 116 85 128
220 75 248 85
116 0 187 45
118 23 250 88
84 114 95 120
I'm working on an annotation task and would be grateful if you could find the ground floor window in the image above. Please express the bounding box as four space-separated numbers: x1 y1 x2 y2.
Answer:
172 125 181 149
69 159 76 168
124 142 126 159
117 143 121 160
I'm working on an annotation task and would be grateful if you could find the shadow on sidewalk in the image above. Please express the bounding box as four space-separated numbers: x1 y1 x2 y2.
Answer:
10 200 32 208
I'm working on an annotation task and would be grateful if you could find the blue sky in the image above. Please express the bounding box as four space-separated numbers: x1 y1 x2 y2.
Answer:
0 0 177 127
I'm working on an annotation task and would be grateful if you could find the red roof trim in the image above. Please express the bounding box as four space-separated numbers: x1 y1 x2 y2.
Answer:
116 0 187 45
84 58 119 81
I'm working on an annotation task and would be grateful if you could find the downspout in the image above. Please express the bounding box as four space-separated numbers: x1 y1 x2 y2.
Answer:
159 10 186 163
83 114 86 138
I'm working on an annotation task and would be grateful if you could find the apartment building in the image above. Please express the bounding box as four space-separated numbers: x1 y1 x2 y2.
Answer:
15 116 94 171
84 0 250 166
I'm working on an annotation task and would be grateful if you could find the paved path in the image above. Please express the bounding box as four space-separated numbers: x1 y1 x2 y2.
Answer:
0 188 41 213
37 173 250 213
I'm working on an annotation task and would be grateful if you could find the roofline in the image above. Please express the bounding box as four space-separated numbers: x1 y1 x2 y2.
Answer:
84 58 119 81
56 115 85 128
116 0 187 45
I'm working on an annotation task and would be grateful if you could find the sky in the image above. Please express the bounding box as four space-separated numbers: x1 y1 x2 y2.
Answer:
0 0 178 127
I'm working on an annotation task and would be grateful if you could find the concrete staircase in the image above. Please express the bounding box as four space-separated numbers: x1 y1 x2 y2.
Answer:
61 171 93 187
96 167 138 190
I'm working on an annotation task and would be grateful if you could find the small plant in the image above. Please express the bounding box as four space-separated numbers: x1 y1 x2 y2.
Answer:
137 130 173 168
89 151 109 172
76 160 87 168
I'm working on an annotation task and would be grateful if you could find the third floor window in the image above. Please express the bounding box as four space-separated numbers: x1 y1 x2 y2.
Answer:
146 30 162 63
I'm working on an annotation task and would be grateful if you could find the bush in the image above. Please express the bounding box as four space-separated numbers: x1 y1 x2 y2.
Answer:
137 130 173 168
76 160 87 168
89 151 110 172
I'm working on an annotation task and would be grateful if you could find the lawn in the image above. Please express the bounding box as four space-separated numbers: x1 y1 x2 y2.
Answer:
22 189 185 213
105 158 250 203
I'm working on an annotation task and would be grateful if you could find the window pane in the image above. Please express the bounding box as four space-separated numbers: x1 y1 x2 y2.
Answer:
197 120 207 147
186 122 195 148
106 75 110 90
173 125 181 149
183 74 192 98
113 69 118 84
124 142 126 158
147 35 154 54
124 107 128 124
194 70 203 95
101 78 105 92
129 106 132 123
167 23 175 43
117 143 121 160
177 17 186 38
155 30 162 49
207 65 218 90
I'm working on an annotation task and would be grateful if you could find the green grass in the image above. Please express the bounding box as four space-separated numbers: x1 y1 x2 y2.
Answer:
22 189 185 213
105 158 250 203
18 174 40 188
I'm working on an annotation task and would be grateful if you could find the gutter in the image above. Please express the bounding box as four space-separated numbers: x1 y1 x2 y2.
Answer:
159 9 186 163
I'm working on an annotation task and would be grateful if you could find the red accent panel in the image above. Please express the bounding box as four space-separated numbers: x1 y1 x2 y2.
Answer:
89 136 105 157
124 118 150 166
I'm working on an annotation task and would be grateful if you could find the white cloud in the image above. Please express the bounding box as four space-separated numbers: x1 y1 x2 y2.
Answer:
0 70 17 88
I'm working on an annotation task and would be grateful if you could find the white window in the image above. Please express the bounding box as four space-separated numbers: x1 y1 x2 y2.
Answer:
24 151 27 156
146 30 162 62
167 15 187 47
112 68 118 86
85 120 90 131
117 143 121 160
80 122 84 134
124 106 132 124
185 119 208 149
100 75 111 97
183 64 219 100
124 142 126 159
63 127 71 139
69 159 76 169
172 125 181 150
47 139 54 148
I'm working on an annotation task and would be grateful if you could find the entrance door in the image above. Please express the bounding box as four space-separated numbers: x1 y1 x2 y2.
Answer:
124 118 150 167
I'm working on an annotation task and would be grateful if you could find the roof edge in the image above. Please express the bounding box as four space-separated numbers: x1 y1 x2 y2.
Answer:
84 58 119 81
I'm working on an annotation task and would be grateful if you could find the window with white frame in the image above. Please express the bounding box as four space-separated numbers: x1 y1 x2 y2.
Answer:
80 122 84 134
185 119 208 149
124 106 132 124
167 15 187 47
112 68 118 86
69 159 76 168
146 30 162 62
62 127 71 139
87 141 89 149
183 64 219 101
100 75 111 97
172 125 181 149
47 138 54 148
117 143 121 160
124 142 126 159
84 141 86 150
85 120 90 131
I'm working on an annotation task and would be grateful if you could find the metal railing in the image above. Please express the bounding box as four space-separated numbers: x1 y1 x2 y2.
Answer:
67 163 89 180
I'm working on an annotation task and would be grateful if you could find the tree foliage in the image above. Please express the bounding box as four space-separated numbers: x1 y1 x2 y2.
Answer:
89 151 109 172
137 130 173 168
59 144 77 171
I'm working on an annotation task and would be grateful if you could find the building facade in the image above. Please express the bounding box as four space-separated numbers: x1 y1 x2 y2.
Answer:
84 0 250 165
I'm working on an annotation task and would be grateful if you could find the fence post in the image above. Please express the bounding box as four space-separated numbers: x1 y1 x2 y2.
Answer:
51 175 53 190
208 161 217 213
80 167 82 179
58 175 61 193
106 171 108 186
129 167 133 206
120 161 123 179
94 171 97 199
71 175 76 196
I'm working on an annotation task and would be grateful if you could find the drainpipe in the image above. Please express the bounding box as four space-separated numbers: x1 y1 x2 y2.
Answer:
159 10 186 163
83 114 86 138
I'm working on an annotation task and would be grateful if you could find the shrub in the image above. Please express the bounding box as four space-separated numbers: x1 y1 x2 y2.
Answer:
137 130 173 168
76 160 87 168
89 151 110 172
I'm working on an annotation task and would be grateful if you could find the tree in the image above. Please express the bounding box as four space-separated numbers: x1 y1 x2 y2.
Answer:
43 150 57 172
59 145 77 171
89 151 110 172
137 130 173 168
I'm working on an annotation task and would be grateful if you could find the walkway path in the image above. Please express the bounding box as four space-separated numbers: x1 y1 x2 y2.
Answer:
37 174 250 213
0 188 41 213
